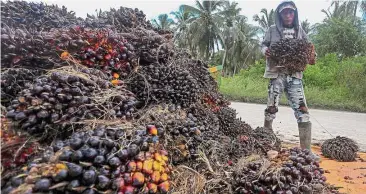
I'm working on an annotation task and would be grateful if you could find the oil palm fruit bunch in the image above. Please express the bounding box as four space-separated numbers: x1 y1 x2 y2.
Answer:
129 64 199 107
321 136 359 162
1 125 172 194
1 1 82 31
5 68 135 136
136 104 203 164
84 7 153 31
187 103 220 134
216 107 237 135
1 27 134 78
233 147 329 194
1 68 44 107
119 27 174 64
269 39 312 73
0 117 38 172
51 27 135 79
252 127 281 154
0 27 61 68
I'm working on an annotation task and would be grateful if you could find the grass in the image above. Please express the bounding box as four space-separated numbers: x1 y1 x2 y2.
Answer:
218 55 366 113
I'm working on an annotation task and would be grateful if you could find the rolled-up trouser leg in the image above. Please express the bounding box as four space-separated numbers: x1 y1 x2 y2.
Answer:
265 75 285 123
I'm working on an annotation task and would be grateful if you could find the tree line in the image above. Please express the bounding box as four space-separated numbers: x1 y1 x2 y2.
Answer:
151 0 366 76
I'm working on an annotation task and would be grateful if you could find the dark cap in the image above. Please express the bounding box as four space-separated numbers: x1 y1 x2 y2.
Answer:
279 3 296 13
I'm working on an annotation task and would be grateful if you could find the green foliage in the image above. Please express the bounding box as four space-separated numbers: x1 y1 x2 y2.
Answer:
312 18 366 57
253 8 275 33
220 55 366 112
151 14 174 30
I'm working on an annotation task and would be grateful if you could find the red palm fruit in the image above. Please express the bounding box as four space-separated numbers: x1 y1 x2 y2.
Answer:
160 150 168 156
148 183 158 193
152 161 161 172
158 181 170 193
127 161 137 172
132 172 145 187
118 178 125 191
136 161 143 171
104 54 111 60
123 185 136 194
123 173 132 184
162 155 168 162
145 152 152 160
113 73 120 79
160 173 168 182
154 153 162 162
142 159 153 175
147 125 158 136
151 171 161 183
135 152 145 161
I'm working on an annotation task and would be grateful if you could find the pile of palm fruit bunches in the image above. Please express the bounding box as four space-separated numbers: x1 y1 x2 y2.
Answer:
1 1 340 194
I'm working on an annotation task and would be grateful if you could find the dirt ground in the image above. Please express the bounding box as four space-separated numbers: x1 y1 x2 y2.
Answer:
313 147 366 194
283 144 366 194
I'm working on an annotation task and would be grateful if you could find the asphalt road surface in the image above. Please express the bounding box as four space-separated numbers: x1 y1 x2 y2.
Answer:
230 102 366 151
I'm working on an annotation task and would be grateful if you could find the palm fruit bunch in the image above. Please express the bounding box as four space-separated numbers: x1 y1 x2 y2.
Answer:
321 136 359 162
252 127 281 154
129 64 199 107
119 27 174 64
1 128 38 171
269 39 313 73
1 1 82 31
202 94 229 112
216 107 237 135
233 148 331 194
176 56 229 111
0 117 38 173
134 104 203 164
5 68 135 136
0 27 60 68
84 7 153 31
50 27 135 79
1 68 44 107
1 124 171 194
1 26 134 78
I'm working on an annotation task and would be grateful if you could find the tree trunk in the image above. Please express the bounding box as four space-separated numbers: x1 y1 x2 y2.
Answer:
221 49 227 71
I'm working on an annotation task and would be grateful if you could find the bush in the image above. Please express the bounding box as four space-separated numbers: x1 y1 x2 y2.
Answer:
312 18 366 58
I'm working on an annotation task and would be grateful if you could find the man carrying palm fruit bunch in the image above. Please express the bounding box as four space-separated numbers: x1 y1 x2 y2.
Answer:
261 1 318 159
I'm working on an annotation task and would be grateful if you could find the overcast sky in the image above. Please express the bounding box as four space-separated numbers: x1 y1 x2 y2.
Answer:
35 0 337 25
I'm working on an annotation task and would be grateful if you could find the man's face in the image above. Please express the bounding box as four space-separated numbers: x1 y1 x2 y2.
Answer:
280 9 295 26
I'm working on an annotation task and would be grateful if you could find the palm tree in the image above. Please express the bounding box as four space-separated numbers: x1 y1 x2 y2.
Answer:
170 6 194 49
253 8 275 33
221 1 242 27
151 14 174 30
181 0 226 60
321 1 360 20
301 19 312 34
362 1 366 20
218 13 260 75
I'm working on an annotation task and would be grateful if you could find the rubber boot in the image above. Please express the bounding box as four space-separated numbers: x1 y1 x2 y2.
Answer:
264 119 273 130
298 122 320 161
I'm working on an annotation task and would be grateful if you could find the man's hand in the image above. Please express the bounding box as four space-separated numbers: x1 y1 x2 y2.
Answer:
265 48 271 58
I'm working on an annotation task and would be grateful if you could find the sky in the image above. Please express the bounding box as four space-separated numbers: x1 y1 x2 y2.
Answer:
34 0 336 25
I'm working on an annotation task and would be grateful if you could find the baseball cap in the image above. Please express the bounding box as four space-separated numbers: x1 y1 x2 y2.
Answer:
279 3 296 13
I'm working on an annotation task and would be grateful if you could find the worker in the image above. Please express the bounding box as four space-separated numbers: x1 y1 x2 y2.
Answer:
261 1 319 159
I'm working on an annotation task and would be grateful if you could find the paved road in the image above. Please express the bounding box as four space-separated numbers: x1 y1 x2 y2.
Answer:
230 102 366 151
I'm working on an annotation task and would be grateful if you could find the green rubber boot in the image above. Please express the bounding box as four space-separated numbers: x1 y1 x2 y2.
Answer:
264 119 273 130
298 121 320 161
